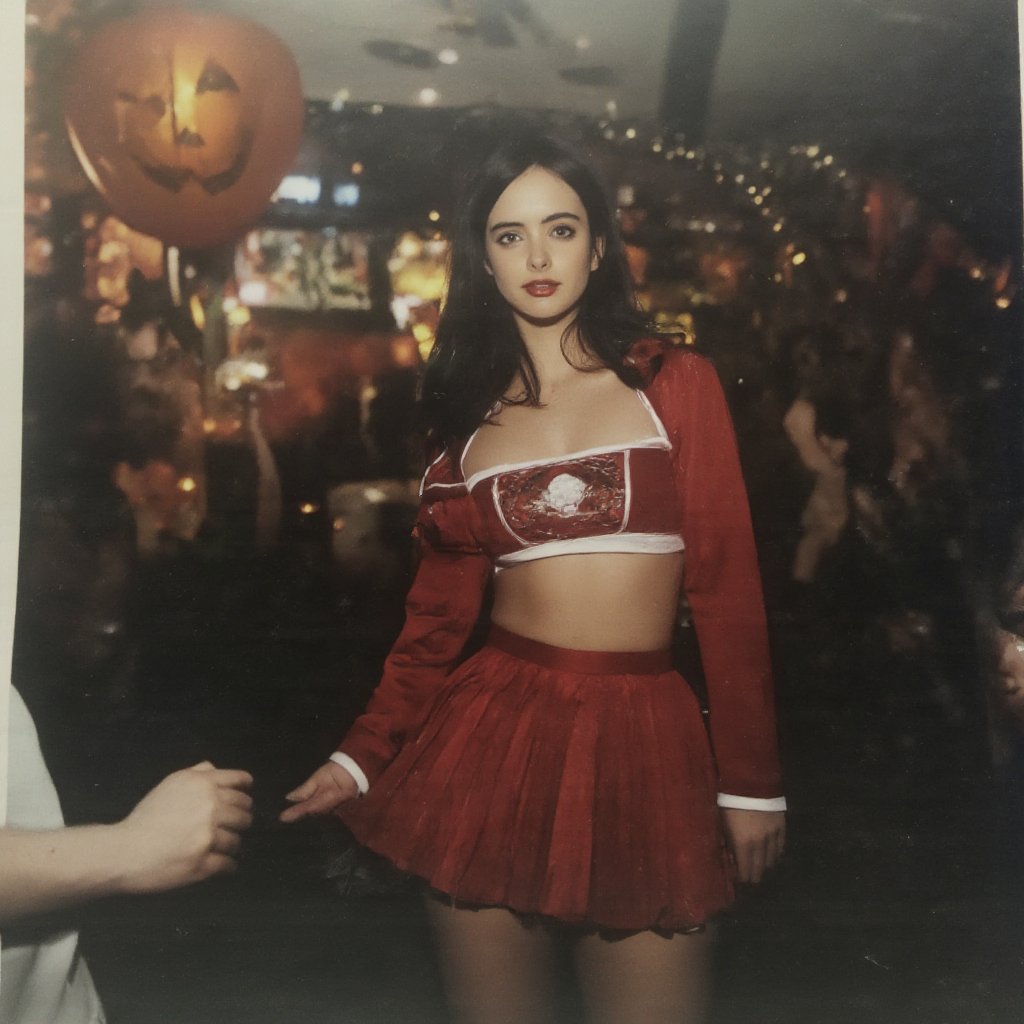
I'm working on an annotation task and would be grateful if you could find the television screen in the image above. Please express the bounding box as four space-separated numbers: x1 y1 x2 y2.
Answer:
272 175 323 206
235 228 372 311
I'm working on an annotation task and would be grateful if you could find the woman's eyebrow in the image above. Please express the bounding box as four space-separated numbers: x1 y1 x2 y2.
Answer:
489 212 582 232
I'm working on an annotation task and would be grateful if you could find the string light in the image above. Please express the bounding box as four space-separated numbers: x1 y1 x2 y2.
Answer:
570 123 934 297
295 110 1007 337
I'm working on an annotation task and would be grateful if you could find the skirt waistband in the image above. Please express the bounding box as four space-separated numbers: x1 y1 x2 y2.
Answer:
485 625 673 675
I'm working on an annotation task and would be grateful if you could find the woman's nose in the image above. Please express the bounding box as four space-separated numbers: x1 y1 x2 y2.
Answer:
527 242 550 271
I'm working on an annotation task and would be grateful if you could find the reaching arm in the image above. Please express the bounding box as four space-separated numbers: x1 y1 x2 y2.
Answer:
0 762 253 924
282 460 492 822
332 541 492 787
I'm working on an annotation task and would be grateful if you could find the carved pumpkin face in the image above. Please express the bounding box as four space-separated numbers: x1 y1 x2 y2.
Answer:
66 10 304 249
114 48 252 195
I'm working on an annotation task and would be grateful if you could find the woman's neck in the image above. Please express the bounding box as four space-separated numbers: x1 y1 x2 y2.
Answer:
515 314 599 397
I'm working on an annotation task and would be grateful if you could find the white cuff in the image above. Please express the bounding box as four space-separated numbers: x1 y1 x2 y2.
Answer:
717 793 787 812
330 752 369 795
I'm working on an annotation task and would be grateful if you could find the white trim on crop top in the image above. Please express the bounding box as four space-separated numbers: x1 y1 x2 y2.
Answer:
459 391 683 567
460 389 671 489
495 533 685 567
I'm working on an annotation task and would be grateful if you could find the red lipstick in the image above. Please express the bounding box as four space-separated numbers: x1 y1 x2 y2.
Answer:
523 279 559 297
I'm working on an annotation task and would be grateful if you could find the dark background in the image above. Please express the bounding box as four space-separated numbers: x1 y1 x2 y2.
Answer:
12 1 1024 1021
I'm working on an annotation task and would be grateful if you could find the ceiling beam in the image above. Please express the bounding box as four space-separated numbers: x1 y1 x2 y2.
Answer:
659 0 730 143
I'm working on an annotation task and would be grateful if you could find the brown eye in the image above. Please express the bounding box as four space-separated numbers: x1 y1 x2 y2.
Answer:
196 60 239 95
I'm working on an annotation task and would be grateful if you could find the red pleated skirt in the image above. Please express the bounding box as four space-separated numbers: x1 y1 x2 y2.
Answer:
337 626 734 932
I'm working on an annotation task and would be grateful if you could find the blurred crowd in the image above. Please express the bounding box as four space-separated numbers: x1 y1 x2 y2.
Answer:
651 161 1024 861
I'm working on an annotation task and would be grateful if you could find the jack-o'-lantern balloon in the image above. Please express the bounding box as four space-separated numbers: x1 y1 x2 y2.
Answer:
65 8 304 249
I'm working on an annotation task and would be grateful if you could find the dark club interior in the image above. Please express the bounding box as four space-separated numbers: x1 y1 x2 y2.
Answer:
7 1 1024 1021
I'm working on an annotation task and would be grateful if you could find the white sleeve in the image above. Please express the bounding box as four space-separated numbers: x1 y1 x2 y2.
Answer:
329 753 370 796
717 793 787 812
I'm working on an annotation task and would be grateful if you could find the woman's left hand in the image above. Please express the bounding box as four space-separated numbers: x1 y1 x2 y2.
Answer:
721 809 786 884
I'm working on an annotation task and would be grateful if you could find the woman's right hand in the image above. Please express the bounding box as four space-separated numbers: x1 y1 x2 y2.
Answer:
279 762 359 823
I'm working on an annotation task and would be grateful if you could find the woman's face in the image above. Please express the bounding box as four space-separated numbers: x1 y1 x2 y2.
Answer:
484 165 602 331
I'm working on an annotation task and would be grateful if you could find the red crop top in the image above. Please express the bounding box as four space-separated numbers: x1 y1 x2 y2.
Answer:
334 343 785 810
431 388 684 569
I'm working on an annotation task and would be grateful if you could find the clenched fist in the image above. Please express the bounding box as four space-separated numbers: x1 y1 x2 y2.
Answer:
115 762 254 893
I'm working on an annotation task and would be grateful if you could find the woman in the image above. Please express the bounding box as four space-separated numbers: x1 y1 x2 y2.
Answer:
282 129 785 1024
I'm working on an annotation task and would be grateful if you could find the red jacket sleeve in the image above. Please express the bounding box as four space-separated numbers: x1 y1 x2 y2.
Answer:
655 350 784 801
334 470 491 787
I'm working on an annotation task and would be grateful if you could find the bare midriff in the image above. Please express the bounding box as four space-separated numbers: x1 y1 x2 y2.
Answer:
490 550 685 652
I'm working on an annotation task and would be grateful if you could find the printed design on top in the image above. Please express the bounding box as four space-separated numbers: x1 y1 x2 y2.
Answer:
494 452 626 543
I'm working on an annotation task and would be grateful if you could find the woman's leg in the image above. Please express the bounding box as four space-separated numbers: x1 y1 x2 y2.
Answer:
573 926 714 1024
423 893 557 1024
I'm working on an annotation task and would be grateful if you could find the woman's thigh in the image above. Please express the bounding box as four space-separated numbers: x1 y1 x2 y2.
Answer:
423 893 558 1024
573 925 714 1024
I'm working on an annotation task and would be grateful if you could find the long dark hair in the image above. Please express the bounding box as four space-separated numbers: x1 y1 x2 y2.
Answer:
420 125 653 443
